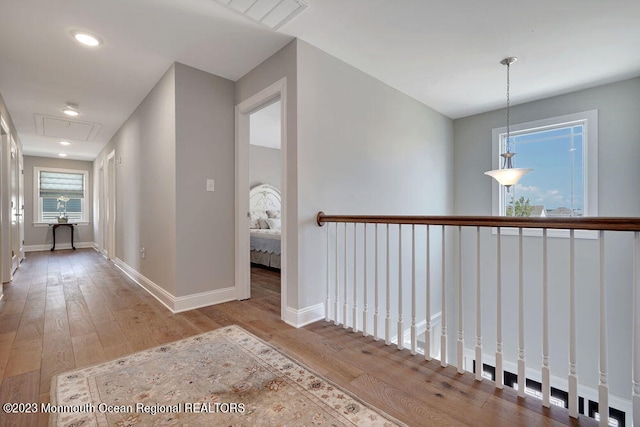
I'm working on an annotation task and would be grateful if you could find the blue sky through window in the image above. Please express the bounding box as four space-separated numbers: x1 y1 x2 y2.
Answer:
504 124 584 215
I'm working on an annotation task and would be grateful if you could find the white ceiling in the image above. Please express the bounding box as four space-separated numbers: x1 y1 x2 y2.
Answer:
1 0 639 161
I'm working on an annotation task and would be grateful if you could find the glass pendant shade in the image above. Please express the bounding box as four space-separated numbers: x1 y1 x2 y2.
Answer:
484 167 532 187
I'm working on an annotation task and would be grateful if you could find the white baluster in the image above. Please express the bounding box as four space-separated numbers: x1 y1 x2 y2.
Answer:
441 225 447 367
518 227 526 398
363 224 368 337
411 224 417 355
374 224 379 341
385 224 391 345
457 225 464 374
325 223 330 321
542 228 550 407
343 223 348 329
335 223 339 326
475 226 482 381
496 227 503 389
633 231 640 426
353 223 358 333
398 225 403 350
425 225 432 361
599 230 609 427
569 229 578 417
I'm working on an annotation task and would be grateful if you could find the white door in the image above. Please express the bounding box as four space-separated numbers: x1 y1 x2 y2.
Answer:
106 151 116 260
10 138 19 274
98 164 106 255
18 147 24 262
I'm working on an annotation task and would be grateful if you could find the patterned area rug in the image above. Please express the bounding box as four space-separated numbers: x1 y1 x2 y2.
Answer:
51 325 403 426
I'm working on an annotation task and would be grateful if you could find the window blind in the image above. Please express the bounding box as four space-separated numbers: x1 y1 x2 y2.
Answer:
39 171 84 198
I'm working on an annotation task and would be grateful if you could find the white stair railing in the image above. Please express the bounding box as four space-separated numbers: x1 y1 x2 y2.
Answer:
318 212 640 426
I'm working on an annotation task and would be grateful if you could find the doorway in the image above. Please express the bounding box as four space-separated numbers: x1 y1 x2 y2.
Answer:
249 100 282 302
235 78 287 317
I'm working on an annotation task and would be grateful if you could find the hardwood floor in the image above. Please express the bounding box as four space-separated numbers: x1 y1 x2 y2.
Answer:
0 249 595 426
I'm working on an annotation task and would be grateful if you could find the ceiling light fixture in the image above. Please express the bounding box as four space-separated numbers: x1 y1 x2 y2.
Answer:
484 57 532 191
58 153 68 157
63 103 79 117
59 141 71 146
71 31 102 47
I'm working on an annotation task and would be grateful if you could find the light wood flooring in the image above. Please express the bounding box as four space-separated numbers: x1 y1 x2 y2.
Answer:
0 249 595 426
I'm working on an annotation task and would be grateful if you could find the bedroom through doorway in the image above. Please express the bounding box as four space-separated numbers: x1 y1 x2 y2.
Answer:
247 99 282 308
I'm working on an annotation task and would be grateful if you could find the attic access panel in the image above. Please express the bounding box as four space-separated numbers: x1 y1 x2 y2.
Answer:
35 114 102 142
213 0 308 30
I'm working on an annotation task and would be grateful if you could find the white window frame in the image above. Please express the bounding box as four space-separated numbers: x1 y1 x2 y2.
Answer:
33 166 90 226
490 110 598 238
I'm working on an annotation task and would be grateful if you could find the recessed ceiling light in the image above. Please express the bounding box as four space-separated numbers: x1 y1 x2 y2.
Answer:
59 141 71 146
71 31 102 47
63 103 79 117
58 153 68 157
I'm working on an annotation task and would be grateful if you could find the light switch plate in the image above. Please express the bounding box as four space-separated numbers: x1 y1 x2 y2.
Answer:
206 179 215 192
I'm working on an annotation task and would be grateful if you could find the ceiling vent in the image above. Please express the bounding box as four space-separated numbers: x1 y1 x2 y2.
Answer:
34 114 102 142
213 0 309 30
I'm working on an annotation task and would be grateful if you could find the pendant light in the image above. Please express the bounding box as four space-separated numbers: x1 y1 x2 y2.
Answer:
484 57 532 191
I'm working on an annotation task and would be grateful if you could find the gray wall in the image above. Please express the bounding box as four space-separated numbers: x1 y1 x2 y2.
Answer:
94 64 177 294
453 77 640 399
454 77 640 216
250 145 281 189
236 40 299 307
174 63 235 297
296 40 454 310
24 156 94 246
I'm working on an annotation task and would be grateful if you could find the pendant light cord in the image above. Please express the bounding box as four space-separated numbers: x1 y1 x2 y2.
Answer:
506 61 511 153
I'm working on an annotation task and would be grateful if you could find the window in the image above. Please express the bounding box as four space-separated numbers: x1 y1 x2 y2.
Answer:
34 167 89 223
490 111 598 237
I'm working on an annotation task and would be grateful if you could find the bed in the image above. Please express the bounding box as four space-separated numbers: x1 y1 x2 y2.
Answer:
249 184 281 270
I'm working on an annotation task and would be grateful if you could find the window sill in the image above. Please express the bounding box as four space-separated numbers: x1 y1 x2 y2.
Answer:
491 227 598 240
33 222 90 228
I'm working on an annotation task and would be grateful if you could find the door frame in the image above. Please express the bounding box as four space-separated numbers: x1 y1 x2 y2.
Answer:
0 117 8 283
106 150 116 260
235 78 287 316
98 160 106 256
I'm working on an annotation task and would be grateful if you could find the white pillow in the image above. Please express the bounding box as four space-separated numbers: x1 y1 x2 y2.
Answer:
250 210 267 229
266 210 281 219
258 218 271 229
266 218 281 230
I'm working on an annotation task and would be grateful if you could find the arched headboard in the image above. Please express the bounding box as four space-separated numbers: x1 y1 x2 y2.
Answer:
249 184 281 213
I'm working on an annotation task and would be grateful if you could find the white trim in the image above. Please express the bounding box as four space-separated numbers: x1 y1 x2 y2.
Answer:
172 287 237 313
113 257 173 311
235 78 288 318
283 302 325 328
464 347 631 426
112 258 236 314
24 242 95 252
106 150 116 260
33 222 90 228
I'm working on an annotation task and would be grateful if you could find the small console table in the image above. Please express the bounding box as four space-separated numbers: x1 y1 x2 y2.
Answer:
49 223 78 251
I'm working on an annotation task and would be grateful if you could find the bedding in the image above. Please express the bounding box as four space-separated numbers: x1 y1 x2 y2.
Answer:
249 184 281 269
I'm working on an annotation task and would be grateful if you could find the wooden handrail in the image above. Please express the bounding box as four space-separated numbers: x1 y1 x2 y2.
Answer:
316 212 640 232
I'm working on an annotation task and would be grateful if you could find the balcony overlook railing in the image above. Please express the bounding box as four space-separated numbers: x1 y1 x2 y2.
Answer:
316 212 640 427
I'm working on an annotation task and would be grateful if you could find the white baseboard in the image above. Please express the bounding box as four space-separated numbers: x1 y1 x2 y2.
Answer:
173 287 237 313
463 347 632 425
112 258 236 314
283 302 325 328
25 242 95 252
